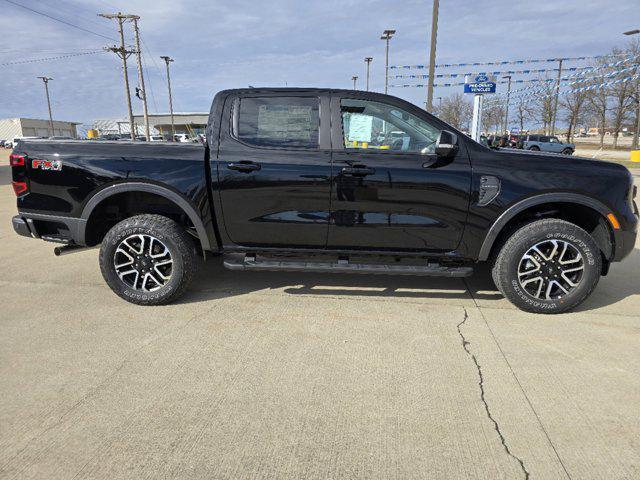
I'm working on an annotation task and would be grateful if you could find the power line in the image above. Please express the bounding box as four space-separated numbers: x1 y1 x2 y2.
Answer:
3 0 117 42
0 50 105 67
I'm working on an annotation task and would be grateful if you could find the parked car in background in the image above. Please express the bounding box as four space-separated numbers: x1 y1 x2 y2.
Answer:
149 135 166 142
521 134 574 155
173 134 192 143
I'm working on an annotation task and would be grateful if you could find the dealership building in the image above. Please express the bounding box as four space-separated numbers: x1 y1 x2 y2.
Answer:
0 117 80 140
93 112 209 137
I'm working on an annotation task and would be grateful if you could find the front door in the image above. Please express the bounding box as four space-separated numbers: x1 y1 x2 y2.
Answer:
217 93 332 248
328 95 471 252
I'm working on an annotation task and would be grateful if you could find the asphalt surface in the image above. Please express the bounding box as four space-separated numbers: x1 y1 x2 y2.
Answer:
0 156 639 479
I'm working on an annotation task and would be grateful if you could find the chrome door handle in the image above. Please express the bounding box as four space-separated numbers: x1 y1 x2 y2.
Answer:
341 166 375 176
227 162 261 172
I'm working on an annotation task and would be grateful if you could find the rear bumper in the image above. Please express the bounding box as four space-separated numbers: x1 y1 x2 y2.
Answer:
12 216 34 238
12 212 86 245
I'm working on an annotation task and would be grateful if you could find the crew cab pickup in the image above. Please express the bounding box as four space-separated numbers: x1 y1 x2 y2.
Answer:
10 88 638 313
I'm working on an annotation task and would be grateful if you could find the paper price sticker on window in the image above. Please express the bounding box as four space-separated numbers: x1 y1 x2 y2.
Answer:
346 114 374 142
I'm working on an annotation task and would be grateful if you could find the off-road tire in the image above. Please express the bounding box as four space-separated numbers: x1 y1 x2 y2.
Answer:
562 148 573 155
529 145 540 151
492 219 602 314
100 214 196 305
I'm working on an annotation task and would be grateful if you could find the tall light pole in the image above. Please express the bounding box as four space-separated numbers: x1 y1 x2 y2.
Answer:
37 76 54 137
364 57 373 91
624 29 640 150
502 75 512 134
131 16 151 141
160 56 176 140
99 12 137 140
426 0 440 112
380 29 395 95
550 58 564 135
352 76 358 90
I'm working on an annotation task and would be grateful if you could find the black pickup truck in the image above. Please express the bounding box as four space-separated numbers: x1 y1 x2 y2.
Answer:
10 88 638 313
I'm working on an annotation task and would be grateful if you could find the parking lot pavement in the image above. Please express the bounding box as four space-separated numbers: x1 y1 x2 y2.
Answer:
1 157 639 479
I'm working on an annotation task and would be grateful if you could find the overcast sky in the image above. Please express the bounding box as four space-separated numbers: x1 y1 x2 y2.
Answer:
0 0 638 127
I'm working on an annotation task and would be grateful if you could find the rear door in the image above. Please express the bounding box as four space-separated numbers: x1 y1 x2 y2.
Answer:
216 93 332 248
327 94 471 252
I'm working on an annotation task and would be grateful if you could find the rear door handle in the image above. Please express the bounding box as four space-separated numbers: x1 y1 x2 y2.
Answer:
227 162 261 173
341 166 375 176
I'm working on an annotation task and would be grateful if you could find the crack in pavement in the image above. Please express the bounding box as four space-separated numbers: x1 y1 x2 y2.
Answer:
457 307 530 480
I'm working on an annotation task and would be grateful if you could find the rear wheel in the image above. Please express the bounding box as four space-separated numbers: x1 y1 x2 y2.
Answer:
492 219 601 313
99 214 196 305
529 145 540 151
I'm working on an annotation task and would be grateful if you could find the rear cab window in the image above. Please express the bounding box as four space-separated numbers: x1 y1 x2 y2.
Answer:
235 96 320 149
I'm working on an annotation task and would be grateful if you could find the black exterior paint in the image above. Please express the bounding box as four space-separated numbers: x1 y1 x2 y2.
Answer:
11 87 638 264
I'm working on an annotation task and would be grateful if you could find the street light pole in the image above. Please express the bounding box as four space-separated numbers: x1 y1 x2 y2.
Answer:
502 75 512 134
352 76 358 90
426 0 439 112
160 56 176 140
624 29 640 150
37 76 54 137
550 58 564 136
380 29 395 95
364 57 373 91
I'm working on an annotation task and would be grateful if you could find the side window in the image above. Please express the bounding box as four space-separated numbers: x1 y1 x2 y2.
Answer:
236 96 319 148
540 136 550 143
340 98 440 154
529 135 538 142
549 136 560 143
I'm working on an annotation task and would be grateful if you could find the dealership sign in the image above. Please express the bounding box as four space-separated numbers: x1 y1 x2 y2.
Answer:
464 74 497 94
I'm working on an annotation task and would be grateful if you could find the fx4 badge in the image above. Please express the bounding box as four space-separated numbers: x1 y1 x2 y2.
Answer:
32 159 62 171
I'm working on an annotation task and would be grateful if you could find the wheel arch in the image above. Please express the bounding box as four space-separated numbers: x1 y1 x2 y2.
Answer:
80 182 212 251
478 193 614 262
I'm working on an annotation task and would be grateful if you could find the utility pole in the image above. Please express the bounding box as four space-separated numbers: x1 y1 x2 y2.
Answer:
380 29 395 95
550 58 563 135
624 29 640 150
364 57 373 91
37 76 54 137
502 75 512 134
352 76 358 90
99 12 137 140
426 0 440 112
131 16 151 141
160 56 176 140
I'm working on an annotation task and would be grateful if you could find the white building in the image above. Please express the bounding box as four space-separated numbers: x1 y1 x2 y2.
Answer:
0 118 80 141
93 112 209 137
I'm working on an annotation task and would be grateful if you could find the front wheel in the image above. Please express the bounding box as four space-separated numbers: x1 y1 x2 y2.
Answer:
99 214 196 305
492 219 601 314
562 148 573 155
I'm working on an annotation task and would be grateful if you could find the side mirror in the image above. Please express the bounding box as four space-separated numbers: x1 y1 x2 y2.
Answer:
435 130 459 157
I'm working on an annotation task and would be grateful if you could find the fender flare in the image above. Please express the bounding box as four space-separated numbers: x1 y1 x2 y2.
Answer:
79 182 212 251
478 192 612 261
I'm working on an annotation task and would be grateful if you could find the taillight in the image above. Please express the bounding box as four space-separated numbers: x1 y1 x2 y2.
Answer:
9 154 25 166
12 181 28 196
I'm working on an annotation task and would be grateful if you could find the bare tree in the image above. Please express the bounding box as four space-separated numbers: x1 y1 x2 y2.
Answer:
607 48 635 148
533 78 556 134
482 103 505 134
437 93 473 131
513 96 534 133
560 90 588 142
584 58 612 148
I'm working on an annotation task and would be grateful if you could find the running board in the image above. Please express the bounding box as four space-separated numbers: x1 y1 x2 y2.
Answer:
223 253 473 277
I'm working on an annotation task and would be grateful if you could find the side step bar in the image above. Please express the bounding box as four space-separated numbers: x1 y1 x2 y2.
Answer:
223 253 473 277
